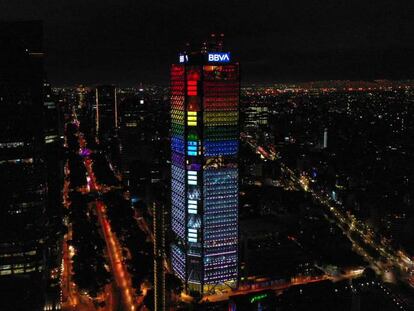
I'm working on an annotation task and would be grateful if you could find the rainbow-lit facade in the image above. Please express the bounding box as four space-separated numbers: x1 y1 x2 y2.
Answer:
170 48 239 293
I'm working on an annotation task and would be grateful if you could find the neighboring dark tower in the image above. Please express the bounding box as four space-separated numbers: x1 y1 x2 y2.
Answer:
43 79 65 310
170 35 240 294
118 86 149 186
0 21 48 310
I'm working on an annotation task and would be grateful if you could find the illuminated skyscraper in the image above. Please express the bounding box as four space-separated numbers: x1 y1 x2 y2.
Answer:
170 35 239 294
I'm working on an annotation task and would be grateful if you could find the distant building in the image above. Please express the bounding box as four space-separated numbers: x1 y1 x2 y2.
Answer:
243 102 269 131
76 85 95 123
118 88 148 185
96 85 118 140
75 85 93 109
118 86 168 199
170 35 240 294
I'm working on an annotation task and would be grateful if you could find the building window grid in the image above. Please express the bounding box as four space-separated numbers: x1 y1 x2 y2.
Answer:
204 231 237 241
171 196 185 211
204 202 238 212
204 238 238 247
172 171 185 181
172 246 186 280
205 247 237 255
204 200 238 210
205 260 237 270
171 153 185 168
204 223 238 232
204 187 238 196
204 181 237 188
171 220 185 239
171 61 239 289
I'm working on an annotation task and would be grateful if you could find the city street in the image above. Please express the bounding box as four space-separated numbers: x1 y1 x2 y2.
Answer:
242 133 414 280
62 113 143 311
61 160 101 311
201 272 362 303
80 117 142 311
241 134 414 309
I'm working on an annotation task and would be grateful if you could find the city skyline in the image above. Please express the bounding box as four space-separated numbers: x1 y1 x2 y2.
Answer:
1 1 413 85
2 4 414 310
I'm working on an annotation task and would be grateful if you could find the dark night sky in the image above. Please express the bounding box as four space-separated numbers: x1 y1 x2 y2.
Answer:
1 0 413 86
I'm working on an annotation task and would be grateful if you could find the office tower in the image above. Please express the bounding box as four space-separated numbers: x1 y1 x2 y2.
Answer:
43 80 65 309
0 21 48 310
170 35 239 294
76 85 93 109
242 90 269 132
76 85 95 121
95 85 118 140
244 102 269 131
43 81 62 145
75 86 97 150
119 88 149 185
42 80 64 239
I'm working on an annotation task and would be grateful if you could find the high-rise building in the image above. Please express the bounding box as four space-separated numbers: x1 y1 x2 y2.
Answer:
170 35 239 294
76 85 95 122
43 80 65 310
243 95 269 131
43 81 62 145
119 87 149 185
95 85 118 140
0 21 48 310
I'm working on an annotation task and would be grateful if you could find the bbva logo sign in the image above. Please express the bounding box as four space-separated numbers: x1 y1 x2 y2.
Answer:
179 54 189 63
208 52 231 62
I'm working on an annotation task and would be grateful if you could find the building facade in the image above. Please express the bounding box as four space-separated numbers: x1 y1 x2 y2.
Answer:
170 38 239 294
0 21 49 310
95 85 118 140
244 104 269 131
118 88 149 185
